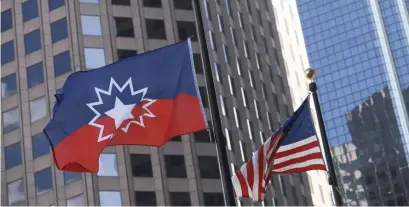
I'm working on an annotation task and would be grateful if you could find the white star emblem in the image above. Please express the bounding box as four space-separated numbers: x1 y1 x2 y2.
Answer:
86 77 156 143
105 97 136 129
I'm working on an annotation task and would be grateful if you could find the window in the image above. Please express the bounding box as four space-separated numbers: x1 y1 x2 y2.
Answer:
81 16 102 36
5 143 22 169
217 14 224 33
165 155 187 178
243 41 249 57
84 48 105 69
230 27 237 46
135 191 157 206
30 96 47 122
279 175 287 196
241 88 247 107
227 76 235 95
99 191 122 206
32 133 49 158
256 53 261 69
143 0 161 7
236 57 242 75
233 107 241 128
54 51 71 77
97 153 118 176
23 0 38 22
49 0 64 11
1 40 15 65
112 0 130 5
3 107 20 133
131 154 153 177
239 141 247 161
199 87 208 108
214 62 221 83
177 21 197 41
222 44 230 64
193 54 203 73
170 192 191 206
174 0 193 10
145 19 166 39
117 49 137 60
67 194 85 206
194 130 210 142
254 100 260 119
35 167 53 195
170 136 181 141
114 17 134 37
209 31 216 51
64 171 81 184
246 119 253 140
7 179 25 205
24 29 41 54
238 11 243 27
2 73 17 98
220 95 227 116
27 62 44 88
1 9 13 32
198 156 220 178
204 0 211 20
203 193 224 206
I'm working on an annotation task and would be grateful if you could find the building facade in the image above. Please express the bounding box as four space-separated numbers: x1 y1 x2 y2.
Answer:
270 0 334 205
296 0 409 205
2 0 312 206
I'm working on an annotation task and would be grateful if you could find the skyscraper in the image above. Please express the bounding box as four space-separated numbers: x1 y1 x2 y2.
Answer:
296 0 409 205
1 0 311 206
270 0 334 205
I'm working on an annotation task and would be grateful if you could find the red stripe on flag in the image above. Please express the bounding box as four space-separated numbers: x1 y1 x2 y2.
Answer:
272 153 323 170
274 164 327 174
274 141 320 159
236 170 249 197
246 158 255 191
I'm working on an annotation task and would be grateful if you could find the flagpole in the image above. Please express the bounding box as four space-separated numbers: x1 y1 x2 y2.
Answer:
191 0 236 206
306 68 343 206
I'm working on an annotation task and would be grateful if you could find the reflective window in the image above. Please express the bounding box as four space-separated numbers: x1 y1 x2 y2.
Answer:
7 179 25 205
99 191 121 206
177 21 197 41
222 44 230 64
199 87 208 108
22 0 38 22
30 96 47 122
1 73 17 98
203 193 224 206
64 171 81 184
165 155 187 178
5 143 22 169
217 14 224 33
143 0 161 7
194 130 210 142
84 48 105 69
174 0 193 10
51 18 68 43
67 194 85 206
32 133 49 158
49 0 64 11
1 9 13 32
131 154 153 177
24 30 41 55
198 156 220 178
3 107 20 133
135 191 157 206
112 0 130 5
27 62 44 88
35 167 53 195
170 192 191 206
54 50 71 77
81 16 102 36
145 19 166 39
117 49 137 60
1 40 15 65
80 0 99 3
114 17 134 37
97 153 118 176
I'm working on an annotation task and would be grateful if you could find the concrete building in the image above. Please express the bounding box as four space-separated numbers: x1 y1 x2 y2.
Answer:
270 0 334 205
296 0 409 205
2 0 312 206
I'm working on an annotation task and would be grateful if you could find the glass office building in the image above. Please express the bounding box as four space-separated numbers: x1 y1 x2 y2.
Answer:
296 0 409 206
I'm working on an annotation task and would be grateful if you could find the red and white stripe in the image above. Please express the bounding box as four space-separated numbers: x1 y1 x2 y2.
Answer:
231 133 326 202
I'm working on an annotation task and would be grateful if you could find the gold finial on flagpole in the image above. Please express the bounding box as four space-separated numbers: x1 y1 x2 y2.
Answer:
304 68 316 81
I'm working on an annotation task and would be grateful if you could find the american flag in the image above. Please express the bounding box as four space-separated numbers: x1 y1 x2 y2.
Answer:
231 97 327 202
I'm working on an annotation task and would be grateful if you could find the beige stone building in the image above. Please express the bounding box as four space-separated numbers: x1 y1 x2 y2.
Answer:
1 0 314 206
